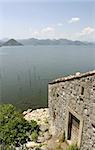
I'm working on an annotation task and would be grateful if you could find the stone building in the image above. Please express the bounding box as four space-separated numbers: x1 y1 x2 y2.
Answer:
48 70 95 150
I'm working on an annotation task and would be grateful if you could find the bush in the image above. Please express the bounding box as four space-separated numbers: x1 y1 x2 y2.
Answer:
31 130 38 142
0 104 38 147
67 144 79 150
0 145 16 150
30 120 38 131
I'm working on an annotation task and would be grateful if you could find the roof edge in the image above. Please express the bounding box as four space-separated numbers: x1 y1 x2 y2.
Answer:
49 70 95 84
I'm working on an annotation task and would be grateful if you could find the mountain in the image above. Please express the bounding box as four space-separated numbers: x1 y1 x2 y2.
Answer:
1 39 23 46
18 38 94 46
0 38 94 47
0 40 4 46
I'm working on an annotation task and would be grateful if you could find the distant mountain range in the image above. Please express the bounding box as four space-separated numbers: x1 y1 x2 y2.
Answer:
0 38 95 47
18 38 94 46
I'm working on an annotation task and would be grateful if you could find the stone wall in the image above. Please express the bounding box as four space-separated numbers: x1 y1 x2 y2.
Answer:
48 71 95 150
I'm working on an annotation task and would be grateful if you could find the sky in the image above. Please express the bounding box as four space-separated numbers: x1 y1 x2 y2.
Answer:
0 0 95 41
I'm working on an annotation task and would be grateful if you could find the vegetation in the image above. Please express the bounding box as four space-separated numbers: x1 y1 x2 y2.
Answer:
67 143 79 150
30 120 38 131
0 104 39 148
31 130 38 142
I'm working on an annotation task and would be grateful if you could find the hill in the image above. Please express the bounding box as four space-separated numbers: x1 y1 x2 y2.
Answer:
0 40 3 47
1 39 23 46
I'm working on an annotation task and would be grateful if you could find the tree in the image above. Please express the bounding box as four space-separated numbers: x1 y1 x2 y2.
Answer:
0 104 38 148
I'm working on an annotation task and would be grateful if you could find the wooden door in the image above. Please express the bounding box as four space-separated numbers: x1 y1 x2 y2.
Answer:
68 113 80 144
71 115 80 144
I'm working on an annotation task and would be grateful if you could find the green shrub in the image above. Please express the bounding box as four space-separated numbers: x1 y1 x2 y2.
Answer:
0 145 16 150
67 143 79 150
31 130 38 142
0 104 38 147
30 120 38 131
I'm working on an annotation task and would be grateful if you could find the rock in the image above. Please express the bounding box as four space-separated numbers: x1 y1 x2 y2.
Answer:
37 136 45 143
39 124 49 132
24 108 49 124
23 109 32 115
76 72 80 76
43 131 51 141
23 108 51 148
26 141 40 148
47 138 57 150
39 131 43 136
16 147 21 150
32 148 41 150
84 109 88 115
40 144 48 150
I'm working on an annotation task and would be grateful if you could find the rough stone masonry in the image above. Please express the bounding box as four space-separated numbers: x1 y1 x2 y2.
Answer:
48 70 95 150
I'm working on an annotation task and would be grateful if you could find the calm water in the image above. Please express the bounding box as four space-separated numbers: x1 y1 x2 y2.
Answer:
0 45 95 110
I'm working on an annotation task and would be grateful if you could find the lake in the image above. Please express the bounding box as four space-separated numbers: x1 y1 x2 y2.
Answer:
0 45 95 110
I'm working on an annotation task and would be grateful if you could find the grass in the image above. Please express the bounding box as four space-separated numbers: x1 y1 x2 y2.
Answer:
66 144 79 150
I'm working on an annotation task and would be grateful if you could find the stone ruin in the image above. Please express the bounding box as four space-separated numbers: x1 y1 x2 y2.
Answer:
48 70 95 150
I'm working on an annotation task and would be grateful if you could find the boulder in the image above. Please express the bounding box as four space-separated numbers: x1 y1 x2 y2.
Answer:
37 136 45 143
26 141 40 148
43 131 51 141
39 124 49 132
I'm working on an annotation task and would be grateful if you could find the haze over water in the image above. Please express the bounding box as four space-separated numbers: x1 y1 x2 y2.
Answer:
0 45 95 110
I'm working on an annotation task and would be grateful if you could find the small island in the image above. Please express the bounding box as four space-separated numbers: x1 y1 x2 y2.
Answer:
1 39 23 46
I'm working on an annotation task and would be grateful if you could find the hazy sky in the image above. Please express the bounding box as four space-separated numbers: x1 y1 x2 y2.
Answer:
0 0 95 41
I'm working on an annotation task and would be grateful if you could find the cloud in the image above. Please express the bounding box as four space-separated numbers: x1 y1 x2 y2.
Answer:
74 26 95 41
32 31 40 36
31 25 95 41
79 26 95 36
41 27 55 34
57 23 63 26
68 17 80 24
31 27 55 38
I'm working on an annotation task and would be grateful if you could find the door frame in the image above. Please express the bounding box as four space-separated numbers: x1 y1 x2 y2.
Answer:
65 107 83 148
